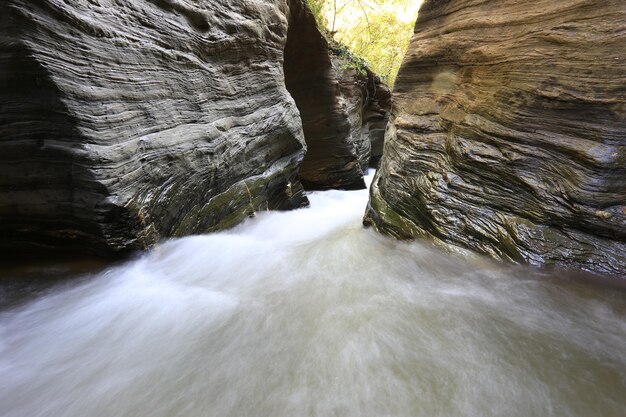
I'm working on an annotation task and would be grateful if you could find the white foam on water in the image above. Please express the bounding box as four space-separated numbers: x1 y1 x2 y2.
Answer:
1 172 625 417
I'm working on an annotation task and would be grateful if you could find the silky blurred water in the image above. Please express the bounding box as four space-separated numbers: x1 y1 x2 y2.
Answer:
0 173 625 417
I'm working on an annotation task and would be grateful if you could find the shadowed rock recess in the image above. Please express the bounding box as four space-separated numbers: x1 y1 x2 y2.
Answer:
0 0 386 256
365 0 626 275
284 2 390 190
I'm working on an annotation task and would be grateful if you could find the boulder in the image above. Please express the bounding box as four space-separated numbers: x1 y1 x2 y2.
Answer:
365 0 626 275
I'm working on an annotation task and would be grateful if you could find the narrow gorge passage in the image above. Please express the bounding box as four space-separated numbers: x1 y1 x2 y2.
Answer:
283 0 366 190
1 173 624 417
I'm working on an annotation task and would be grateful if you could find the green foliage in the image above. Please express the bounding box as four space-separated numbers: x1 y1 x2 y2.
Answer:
306 0 419 86
339 10 414 85
308 0 328 28
328 41 369 76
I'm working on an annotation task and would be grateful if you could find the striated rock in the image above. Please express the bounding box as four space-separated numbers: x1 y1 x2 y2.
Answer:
365 0 626 275
0 0 311 256
361 73 391 168
329 46 392 172
0 0 389 257
332 54 370 175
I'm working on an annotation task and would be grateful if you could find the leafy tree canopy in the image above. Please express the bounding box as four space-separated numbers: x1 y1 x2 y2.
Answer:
307 0 422 86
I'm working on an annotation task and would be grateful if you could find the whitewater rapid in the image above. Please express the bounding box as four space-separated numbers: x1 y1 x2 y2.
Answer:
1 173 625 417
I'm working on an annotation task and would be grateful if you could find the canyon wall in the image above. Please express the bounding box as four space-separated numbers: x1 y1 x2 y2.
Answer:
365 0 626 275
0 0 309 256
0 0 387 256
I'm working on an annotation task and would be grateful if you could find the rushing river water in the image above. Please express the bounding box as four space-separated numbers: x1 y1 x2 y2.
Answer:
0 173 625 417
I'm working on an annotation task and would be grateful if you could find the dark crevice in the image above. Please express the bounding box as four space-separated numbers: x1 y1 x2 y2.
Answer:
283 0 365 190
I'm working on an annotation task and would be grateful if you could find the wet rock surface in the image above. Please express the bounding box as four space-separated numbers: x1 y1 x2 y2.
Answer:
365 0 626 275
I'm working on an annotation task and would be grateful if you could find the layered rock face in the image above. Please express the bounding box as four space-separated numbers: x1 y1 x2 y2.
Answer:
0 0 311 256
0 0 389 256
360 73 391 168
330 54 392 174
365 0 626 275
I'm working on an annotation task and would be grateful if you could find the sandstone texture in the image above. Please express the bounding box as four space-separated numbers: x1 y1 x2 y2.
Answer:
0 0 388 256
365 0 626 275
0 0 312 256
